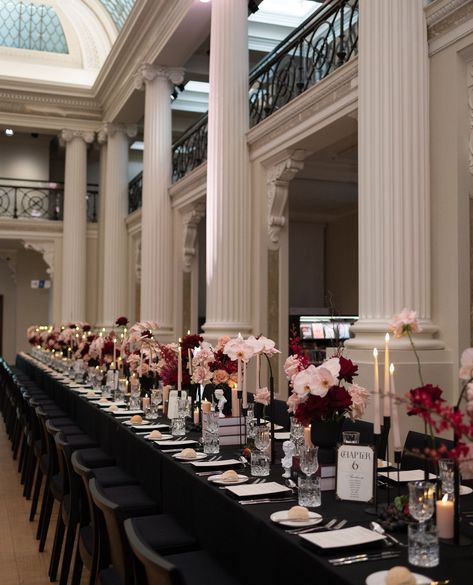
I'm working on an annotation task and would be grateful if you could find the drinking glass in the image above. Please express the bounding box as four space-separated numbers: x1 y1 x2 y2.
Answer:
251 425 271 477
202 411 220 454
255 426 270 452
298 476 321 507
300 446 319 478
290 418 305 454
438 459 455 497
408 481 435 527
408 523 439 567
171 398 187 436
342 431 360 445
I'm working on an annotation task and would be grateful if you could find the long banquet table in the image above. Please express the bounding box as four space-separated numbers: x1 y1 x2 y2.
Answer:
17 353 473 585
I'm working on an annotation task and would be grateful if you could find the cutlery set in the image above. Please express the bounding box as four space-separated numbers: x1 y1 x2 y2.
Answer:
288 518 347 535
329 551 401 566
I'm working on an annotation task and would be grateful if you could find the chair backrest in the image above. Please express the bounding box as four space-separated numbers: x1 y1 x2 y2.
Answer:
88 478 133 585
401 430 454 473
123 518 184 585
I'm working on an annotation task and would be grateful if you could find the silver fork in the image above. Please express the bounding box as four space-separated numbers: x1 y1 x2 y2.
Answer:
291 518 347 535
287 517 337 534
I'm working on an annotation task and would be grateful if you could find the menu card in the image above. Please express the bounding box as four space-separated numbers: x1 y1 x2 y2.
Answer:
300 526 385 549
226 482 291 498
190 459 241 469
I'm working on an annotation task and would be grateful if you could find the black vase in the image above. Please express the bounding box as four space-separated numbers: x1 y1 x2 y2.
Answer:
311 420 343 465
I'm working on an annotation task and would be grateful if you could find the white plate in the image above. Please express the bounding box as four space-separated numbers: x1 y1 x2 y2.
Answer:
270 510 322 528
366 570 430 585
208 474 249 485
124 419 150 426
144 434 173 441
173 452 207 461
460 485 473 496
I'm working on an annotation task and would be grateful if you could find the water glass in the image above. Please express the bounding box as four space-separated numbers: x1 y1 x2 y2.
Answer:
300 446 319 477
171 398 187 437
408 523 439 567
408 481 435 524
255 425 270 452
290 418 305 454
342 431 360 445
202 411 220 454
438 459 455 496
129 383 141 410
298 476 321 507
251 449 270 477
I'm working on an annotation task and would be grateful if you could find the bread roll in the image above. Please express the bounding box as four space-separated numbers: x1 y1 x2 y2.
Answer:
385 566 416 585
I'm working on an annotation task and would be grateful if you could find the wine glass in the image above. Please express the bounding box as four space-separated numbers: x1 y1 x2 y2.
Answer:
255 426 270 452
408 481 435 530
300 446 319 477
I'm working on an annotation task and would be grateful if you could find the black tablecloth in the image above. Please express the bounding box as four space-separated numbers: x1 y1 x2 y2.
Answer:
17 353 473 585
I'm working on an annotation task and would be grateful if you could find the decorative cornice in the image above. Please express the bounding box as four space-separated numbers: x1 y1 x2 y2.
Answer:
97 122 138 143
133 64 185 91
267 150 306 247
60 129 96 144
181 202 205 272
426 0 473 50
426 0 472 29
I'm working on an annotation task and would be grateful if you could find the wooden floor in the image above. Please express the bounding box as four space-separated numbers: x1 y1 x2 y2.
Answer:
0 421 88 585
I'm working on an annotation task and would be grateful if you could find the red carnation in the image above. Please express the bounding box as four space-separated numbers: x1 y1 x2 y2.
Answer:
115 316 129 327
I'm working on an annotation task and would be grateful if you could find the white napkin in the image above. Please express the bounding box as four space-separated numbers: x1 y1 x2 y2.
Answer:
274 432 290 440
190 459 241 469
110 409 144 416
379 470 437 483
300 526 385 549
155 439 197 447
226 481 291 498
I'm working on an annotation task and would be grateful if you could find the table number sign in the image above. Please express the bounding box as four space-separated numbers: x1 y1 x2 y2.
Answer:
335 444 375 503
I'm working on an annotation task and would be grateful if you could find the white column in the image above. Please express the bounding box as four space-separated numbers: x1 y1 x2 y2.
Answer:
134 65 184 336
346 0 443 350
95 137 107 327
60 129 94 323
203 0 251 341
98 123 137 327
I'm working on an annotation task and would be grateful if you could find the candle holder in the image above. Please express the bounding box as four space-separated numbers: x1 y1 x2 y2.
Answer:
365 434 381 516
394 449 402 497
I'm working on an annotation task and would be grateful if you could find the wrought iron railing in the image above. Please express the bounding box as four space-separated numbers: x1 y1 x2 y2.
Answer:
0 179 99 222
129 0 359 207
248 0 358 125
128 171 142 213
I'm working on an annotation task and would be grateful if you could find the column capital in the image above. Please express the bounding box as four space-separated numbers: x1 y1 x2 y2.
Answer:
97 122 138 144
133 64 185 91
60 129 95 145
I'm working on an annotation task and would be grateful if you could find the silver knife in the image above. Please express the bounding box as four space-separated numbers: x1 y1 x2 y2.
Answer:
331 551 400 566
239 497 297 505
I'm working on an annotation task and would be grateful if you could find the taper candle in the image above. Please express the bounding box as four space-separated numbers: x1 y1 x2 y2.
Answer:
242 360 248 409
373 348 381 434
178 339 182 391
304 425 312 447
384 333 391 416
389 364 402 451
255 353 260 391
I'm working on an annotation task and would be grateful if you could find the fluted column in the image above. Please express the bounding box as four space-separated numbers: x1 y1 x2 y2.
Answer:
98 123 137 327
60 129 94 323
95 137 107 326
134 65 184 335
346 0 442 350
203 0 251 341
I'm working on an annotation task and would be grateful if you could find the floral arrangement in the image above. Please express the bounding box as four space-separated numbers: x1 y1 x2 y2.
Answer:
391 309 473 477
157 334 203 387
284 338 369 425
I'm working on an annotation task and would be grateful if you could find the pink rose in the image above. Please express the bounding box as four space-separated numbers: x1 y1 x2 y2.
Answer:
389 308 421 338
216 336 231 351
460 348 473 380
254 387 270 406
213 369 230 384
347 383 369 419
192 365 212 385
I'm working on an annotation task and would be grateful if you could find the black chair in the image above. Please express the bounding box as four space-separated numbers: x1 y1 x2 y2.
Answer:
89 478 197 585
124 517 242 585
401 430 454 474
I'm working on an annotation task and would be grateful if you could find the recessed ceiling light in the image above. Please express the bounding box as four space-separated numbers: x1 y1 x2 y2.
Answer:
199 0 211 3
5 128 14 136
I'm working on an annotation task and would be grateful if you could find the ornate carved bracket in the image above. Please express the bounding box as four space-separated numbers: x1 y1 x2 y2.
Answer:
267 150 306 246
182 202 205 272
22 239 55 277
135 240 141 284
0 249 18 283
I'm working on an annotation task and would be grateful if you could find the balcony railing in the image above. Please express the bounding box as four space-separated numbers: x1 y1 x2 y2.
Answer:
129 0 359 209
0 179 99 222
128 171 143 213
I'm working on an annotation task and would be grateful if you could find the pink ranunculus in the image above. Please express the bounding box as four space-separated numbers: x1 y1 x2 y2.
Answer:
126 353 141 372
192 365 212 385
216 336 231 351
287 392 301 413
293 365 319 398
223 337 255 362
254 387 270 406
389 308 421 338
347 383 370 419
284 355 301 382
213 369 230 384
459 348 473 380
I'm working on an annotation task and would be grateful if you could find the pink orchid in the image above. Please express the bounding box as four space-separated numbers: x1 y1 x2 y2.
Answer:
284 355 302 382
459 348 473 380
223 336 255 362
254 387 271 406
389 308 421 338
287 392 302 413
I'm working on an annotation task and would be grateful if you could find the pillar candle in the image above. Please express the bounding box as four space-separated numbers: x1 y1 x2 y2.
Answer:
201 400 211 413
142 394 150 410
304 425 312 447
188 348 193 375
373 348 381 434
178 338 182 391
193 408 200 425
231 386 240 417
384 333 391 416
389 364 402 451
242 360 248 409
436 494 454 539
163 385 170 405
113 338 117 369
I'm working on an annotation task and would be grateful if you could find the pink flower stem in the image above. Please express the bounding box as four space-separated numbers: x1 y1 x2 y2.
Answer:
455 376 473 410
407 330 424 386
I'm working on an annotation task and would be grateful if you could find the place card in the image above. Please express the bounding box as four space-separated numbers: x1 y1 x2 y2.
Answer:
378 470 437 483
190 459 241 469
300 526 385 550
225 481 291 498
336 444 375 503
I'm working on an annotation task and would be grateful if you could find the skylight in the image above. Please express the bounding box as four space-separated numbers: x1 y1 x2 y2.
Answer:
98 0 135 30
